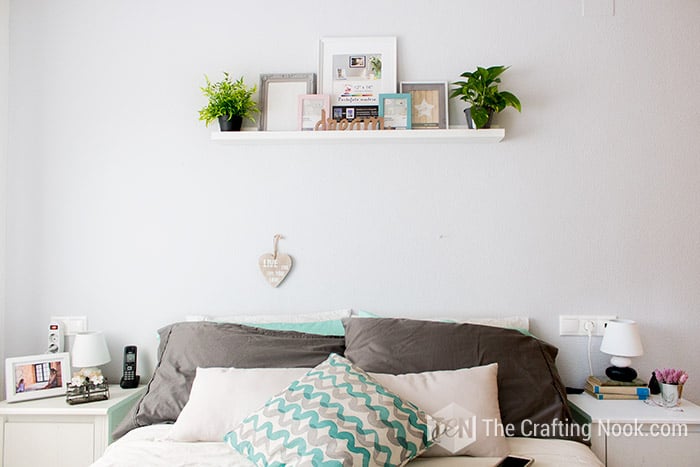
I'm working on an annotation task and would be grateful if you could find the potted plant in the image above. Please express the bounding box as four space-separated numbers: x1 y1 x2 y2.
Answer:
450 65 521 129
198 72 259 131
654 368 688 407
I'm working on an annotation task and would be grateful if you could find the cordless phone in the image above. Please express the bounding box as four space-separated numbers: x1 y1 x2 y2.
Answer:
120 345 140 388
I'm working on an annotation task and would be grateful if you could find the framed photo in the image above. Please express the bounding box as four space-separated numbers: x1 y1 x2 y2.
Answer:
319 37 397 121
259 73 316 131
5 353 70 403
349 56 366 68
399 81 449 129
378 93 412 130
298 94 330 131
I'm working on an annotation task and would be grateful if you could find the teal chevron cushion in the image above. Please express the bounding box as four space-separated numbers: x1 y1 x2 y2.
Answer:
225 353 442 466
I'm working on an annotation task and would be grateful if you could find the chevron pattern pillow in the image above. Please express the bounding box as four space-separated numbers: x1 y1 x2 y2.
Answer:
225 353 442 466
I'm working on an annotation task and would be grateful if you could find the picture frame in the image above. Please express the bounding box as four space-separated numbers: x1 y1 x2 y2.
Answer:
378 93 412 130
319 36 397 121
298 94 330 131
259 73 316 131
5 352 70 403
399 81 449 129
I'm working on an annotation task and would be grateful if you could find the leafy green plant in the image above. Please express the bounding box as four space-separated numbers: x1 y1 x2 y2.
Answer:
369 56 382 77
450 65 521 129
198 72 259 126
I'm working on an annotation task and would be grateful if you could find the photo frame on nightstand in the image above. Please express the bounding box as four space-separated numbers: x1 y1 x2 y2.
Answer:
5 353 70 403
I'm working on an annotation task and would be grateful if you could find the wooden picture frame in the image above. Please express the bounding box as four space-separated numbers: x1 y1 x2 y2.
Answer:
378 93 412 130
319 37 397 121
5 353 70 403
298 94 330 131
259 73 316 131
399 81 449 129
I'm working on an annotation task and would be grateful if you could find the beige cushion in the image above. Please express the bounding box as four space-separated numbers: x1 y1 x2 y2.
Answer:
370 363 508 457
167 367 309 442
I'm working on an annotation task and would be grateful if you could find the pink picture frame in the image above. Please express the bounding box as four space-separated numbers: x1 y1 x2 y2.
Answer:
298 94 331 131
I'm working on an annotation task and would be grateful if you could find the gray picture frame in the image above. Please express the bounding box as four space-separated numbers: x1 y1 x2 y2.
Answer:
259 73 316 131
399 81 449 129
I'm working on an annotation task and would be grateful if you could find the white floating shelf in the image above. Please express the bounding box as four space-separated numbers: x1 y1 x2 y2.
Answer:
210 127 505 144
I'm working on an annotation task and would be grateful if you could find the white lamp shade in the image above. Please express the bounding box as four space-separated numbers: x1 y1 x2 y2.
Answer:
72 331 111 368
600 319 643 358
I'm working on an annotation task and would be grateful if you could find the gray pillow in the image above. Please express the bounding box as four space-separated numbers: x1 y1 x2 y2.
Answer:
342 317 575 440
113 321 345 439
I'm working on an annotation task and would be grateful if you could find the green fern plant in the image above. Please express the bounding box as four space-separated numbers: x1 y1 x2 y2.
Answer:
198 72 259 126
450 66 521 129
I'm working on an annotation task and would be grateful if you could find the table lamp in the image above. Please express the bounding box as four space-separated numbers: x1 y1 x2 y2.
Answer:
71 331 111 381
600 319 643 382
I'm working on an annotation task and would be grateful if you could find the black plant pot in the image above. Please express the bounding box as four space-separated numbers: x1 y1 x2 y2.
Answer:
463 108 494 129
218 115 243 132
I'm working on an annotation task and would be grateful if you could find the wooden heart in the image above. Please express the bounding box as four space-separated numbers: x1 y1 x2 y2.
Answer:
258 253 293 288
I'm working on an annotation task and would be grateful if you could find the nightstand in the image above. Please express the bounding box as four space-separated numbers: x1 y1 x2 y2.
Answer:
568 393 700 466
0 384 145 467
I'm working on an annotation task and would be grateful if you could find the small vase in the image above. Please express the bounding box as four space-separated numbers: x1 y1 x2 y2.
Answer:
218 115 243 132
463 107 494 129
660 383 681 407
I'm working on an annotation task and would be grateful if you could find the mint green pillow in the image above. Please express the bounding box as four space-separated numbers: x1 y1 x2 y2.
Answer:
225 353 441 466
242 310 381 336
242 319 345 336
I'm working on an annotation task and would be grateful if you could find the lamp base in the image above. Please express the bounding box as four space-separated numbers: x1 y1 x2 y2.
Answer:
605 366 638 382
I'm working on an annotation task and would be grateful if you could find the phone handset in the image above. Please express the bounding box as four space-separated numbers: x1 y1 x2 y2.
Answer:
120 345 140 388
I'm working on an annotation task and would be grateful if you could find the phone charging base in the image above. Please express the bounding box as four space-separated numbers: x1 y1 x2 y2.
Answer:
120 375 140 389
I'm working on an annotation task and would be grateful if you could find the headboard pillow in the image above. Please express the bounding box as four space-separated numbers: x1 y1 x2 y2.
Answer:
112 322 344 439
343 317 574 440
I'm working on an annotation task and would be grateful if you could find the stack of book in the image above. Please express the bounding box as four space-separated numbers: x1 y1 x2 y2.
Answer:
585 375 650 400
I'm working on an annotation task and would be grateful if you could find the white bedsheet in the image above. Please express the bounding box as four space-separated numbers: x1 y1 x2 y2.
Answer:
93 425 603 467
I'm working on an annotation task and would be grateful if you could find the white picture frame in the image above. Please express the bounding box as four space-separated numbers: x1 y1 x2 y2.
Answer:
319 36 397 119
259 73 316 131
5 352 71 403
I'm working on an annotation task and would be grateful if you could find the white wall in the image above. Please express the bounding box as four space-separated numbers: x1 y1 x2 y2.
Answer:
5 0 700 401
0 0 9 397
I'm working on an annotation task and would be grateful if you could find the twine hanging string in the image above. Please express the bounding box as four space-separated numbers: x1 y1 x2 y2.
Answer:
272 234 282 260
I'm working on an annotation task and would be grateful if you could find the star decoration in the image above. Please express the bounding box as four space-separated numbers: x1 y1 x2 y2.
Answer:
414 98 434 118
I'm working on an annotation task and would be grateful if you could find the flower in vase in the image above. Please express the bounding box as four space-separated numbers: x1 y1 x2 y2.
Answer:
654 368 689 385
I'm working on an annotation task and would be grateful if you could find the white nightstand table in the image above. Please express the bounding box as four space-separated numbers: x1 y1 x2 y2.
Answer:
568 393 700 467
0 384 145 467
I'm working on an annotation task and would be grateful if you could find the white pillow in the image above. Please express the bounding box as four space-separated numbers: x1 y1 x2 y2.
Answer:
167 367 308 442
370 364 508 457
168 363 508 458
185 308 352 324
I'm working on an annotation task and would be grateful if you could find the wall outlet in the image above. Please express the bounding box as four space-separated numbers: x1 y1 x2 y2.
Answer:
49 316 87 335
47 322 64 353
559 315 616 336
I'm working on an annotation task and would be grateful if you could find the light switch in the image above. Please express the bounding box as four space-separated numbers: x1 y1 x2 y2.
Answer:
50 316 87 335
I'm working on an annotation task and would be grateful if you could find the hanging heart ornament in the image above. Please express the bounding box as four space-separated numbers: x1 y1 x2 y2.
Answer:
258 234 293 288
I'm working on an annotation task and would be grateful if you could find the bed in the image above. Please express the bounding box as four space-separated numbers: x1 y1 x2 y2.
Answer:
93 311 603 466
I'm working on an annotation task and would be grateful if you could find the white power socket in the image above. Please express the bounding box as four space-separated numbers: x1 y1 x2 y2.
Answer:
47 322 64 353
559 315 617 336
